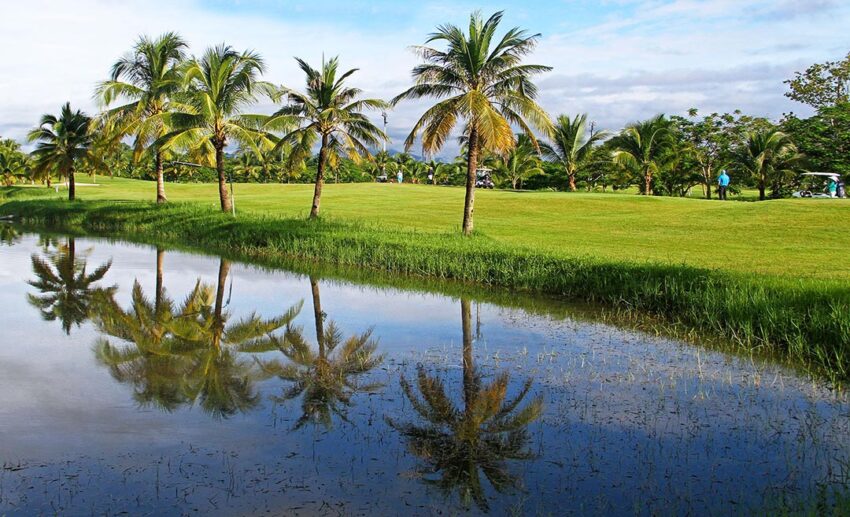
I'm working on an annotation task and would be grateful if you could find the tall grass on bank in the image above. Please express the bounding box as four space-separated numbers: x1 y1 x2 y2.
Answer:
2 198 849 384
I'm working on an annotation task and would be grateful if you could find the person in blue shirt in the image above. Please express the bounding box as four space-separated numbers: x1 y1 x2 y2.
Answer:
717 170 730 200
397 170 403 184
828 177 838 198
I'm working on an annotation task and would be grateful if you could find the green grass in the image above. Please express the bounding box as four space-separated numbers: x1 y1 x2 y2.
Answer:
11 176 849 279
3 178 850 383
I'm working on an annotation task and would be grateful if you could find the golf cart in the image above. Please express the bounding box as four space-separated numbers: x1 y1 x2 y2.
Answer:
792 172 846 198
475 167 495 189
376 174 388 183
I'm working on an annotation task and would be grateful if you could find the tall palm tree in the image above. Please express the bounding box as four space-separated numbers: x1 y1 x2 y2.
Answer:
611 115 672 196
158 44 275 213
393 11 552 235
27 238 115 334
541 114 608 191
494 134 543 189
260 277 383 429
732 129 801 200
267 56 387 218
387 298 543 511
97 32 188 203
27 103 100 201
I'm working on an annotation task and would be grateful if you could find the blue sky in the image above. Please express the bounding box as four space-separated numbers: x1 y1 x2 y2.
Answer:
1 0 848 155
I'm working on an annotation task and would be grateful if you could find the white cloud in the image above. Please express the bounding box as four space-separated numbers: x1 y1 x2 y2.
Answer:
0 0 847 157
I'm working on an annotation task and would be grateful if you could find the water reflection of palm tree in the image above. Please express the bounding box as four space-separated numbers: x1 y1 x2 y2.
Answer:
94 256 302 419
27 237 115 334
0 224 21 245
261 277 384 429
388 298 543 511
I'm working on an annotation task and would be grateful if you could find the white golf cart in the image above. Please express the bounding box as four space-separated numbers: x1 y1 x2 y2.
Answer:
792 172 846 198
475 167 495 189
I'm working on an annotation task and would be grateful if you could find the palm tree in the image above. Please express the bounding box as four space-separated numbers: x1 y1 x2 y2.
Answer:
27 103 100 201
0 151 28 186
541 114 608 191
267 56 387 218
494 134 543 189
732 129 801 200
387 298 542 511
393 11 552 235
97 32 188 203
27 238 115 334
610 115 672 196
158 44 275 213
260 277 383 429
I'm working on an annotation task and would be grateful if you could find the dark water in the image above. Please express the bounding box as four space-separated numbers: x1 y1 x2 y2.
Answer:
1 229 849 516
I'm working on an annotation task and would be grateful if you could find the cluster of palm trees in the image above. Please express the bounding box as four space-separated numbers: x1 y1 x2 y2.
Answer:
21 9 807 236
25 11 557 235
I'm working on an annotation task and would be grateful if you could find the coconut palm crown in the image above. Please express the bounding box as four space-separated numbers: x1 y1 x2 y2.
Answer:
393 10 552 235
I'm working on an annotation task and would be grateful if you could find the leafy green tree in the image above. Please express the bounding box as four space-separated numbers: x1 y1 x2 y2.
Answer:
158 44 275 213
394 10 552 235
732 129 802 200
260 277 383 429
611 115 673 196
268 56 387 218
540 114 608 191
387 299 542 511
783 103 850 179
27 103 101 200
27 238 115 334
493 134 543 189
784 52 850 110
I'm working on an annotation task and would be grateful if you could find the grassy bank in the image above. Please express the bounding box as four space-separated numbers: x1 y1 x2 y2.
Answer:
2 195 849 384
8 177 850 279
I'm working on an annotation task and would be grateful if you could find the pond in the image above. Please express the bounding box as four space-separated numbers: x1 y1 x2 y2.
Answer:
0 228 849 515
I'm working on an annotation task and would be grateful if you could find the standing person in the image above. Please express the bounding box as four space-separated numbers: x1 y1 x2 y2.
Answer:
828 177 838 198
717 170 730 201
397 170 403 184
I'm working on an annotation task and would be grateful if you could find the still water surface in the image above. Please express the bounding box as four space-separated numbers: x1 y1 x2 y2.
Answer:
1 230 849 515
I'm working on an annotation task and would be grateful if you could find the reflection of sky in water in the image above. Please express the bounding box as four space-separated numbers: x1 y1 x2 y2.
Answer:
0 233 849 515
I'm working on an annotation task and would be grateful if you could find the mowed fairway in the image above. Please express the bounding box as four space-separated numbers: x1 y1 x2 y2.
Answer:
22 176 850 280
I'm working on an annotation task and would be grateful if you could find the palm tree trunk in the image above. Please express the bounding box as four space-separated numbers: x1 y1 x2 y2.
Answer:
68 167 76 201
461 298 475 413
758 184 766 201
644 170 652 196
216 145 232 213
568 172 577 192
310 277 325 357
310 134 329 219
155 151 167 204
462 125 479 236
